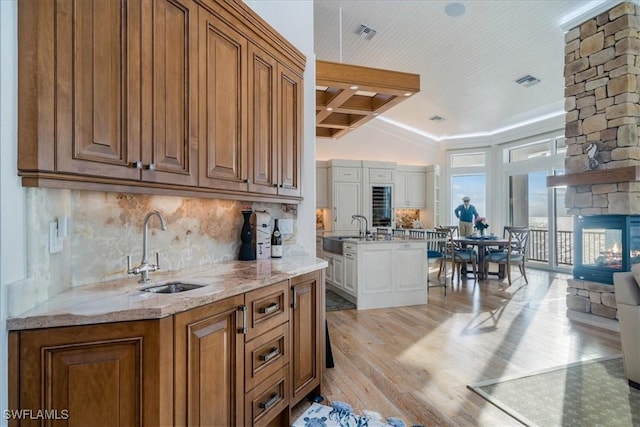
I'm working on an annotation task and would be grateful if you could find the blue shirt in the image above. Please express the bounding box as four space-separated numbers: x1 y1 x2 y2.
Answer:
454 203 479 223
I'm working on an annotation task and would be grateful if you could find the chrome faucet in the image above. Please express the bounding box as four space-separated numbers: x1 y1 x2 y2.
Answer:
351 214 371 239
127 210 167 283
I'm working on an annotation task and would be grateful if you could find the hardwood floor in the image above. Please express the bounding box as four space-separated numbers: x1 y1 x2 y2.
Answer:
300 268 622 426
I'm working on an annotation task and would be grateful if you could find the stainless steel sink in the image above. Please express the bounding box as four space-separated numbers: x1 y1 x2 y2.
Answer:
323 236 360 254
140 282 204 294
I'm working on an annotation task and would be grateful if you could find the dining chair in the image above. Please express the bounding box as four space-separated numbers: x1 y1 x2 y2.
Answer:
485 226 530 286
409 229 426 239
435 226 477 284
425 230 448 294
393 229 407 238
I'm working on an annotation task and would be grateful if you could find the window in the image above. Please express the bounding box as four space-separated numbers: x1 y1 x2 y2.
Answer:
451 174 486 223
451 153 485 168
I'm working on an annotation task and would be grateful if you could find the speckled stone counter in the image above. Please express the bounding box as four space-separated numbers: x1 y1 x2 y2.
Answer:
7 255 327 331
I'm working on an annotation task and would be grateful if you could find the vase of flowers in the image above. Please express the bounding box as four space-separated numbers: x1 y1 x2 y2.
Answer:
474 217 489 236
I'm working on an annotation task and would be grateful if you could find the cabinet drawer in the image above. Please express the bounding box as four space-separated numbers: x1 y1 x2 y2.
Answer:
245 280 289 341
245 323 290 392
369 169 393 182
245 365 289 427
343 243 357 252
334 167 361 182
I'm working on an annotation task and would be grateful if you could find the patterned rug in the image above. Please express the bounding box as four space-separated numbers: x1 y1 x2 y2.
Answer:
292 401 417 427
468 355 640 427
326 289 356 312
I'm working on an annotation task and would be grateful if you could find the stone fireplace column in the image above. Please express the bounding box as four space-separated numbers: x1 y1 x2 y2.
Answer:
564 2 640 215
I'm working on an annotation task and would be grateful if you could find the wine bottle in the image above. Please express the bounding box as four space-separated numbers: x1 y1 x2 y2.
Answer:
271 219 283 258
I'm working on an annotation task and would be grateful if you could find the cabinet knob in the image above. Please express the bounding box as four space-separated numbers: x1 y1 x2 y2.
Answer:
132 161 143 169
147 163 156 171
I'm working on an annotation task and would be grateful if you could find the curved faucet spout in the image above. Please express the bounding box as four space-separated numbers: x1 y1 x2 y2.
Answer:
142 210 167 265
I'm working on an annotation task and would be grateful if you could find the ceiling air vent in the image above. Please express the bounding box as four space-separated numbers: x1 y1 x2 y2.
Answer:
515 75 541 88
430 115 445 122
356 24 377 41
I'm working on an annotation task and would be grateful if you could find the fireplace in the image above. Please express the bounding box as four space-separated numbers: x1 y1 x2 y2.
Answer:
574 215 640 284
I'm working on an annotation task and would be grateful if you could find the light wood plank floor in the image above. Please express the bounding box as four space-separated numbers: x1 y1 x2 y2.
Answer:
293 268 622 426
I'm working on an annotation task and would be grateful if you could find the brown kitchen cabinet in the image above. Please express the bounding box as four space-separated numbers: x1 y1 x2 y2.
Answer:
290 270 324 406
174 294 245 426
8 272 323 426
19 0 198 187
18 0 305 203
248 44 303 198
9 318 173 427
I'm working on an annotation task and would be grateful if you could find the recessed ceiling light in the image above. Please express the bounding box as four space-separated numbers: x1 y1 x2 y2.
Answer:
350 85 359 90
430 115 445 122
445 2 466 17
372 112 380 116
515 75 541 88
326 107 333 111
404 92 413 97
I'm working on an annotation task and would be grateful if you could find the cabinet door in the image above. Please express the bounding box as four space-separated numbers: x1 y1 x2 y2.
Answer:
394 171 408 207
15 319 171 427
316 167 327 207
406 172 426 208
290 271 323 406
248 43 278 195
324 255 334 283
344 251 357 296
142 0 199 186
333 255 345 289
333 182 361 232
198 8 249 191
174 295 244 426
276 63 303 197
55 0 142 180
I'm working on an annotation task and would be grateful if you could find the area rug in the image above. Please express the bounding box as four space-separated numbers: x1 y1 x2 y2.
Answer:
468 355 640 427
326 289 356 312
292 401 416 427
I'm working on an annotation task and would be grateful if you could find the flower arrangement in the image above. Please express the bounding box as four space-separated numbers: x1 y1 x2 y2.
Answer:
474 217 489 234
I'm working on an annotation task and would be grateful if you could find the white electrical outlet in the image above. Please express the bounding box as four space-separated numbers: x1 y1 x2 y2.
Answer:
279 218 294 235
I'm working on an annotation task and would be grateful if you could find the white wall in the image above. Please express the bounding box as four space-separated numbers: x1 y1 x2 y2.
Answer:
0 0 25 423
245 0 316 256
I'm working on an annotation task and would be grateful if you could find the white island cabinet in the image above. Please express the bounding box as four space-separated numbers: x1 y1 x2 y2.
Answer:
344 239 427 310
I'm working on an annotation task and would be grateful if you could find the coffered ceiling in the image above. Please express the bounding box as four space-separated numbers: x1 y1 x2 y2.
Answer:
314 0 611 141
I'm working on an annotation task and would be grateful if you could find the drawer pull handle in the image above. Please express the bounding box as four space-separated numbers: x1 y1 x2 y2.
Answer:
260 303 279 315
237 305 247 334
259 393 280 410
260 347 280 362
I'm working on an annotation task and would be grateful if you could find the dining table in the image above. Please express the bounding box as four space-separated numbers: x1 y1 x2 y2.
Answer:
454 236 510 279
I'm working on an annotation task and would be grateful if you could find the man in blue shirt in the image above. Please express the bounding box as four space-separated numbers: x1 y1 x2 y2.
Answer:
454 196 479 237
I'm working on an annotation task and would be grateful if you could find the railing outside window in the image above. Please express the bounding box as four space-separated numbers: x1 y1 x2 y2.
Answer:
528 229 574 266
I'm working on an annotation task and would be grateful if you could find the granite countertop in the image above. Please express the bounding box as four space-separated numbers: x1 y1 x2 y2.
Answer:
8 254 327 331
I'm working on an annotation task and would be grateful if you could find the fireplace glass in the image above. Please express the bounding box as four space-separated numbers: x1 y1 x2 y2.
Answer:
574 215 640 284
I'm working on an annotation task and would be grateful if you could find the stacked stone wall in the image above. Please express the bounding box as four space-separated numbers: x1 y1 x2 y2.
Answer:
564 2 640 215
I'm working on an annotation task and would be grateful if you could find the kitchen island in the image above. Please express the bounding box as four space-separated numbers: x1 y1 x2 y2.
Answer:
323 237 428 310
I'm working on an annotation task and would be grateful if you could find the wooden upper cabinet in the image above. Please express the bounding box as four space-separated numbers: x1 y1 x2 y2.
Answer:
277 64 303 197
142 0 199 186
248 43 278 195
53 0 142 180
54 0 198 185
248 44 302 197
18 0 305 202
198 8 249 191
